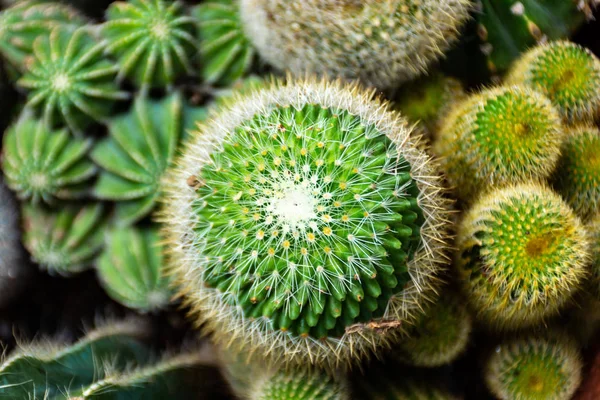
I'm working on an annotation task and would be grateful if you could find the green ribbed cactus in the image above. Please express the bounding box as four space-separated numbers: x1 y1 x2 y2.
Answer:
434 86 562 200
22 203 107 275
160 78 453 368
456 183 589 330
102 0 197 90
240 0 471 90
17 26 128 133
1 114 96 204
507 41 600 123
91 93 206 226
193 0 255 86
250 368 348 400
485 334 582 400
553 125 600 219
96 226 171 312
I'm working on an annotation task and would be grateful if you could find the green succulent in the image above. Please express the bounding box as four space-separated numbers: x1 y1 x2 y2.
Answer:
91 93 207 226
96 226 171 312
193 0 255 86
102 0 197 90
1 114 96 204
17 26 128 133
250 368 348 400
22 202 107 275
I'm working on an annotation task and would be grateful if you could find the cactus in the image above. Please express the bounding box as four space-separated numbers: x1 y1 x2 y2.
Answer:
485 334 582 400
249 368 348 400
589 214 600 299
102 0 197 90
96 226 171 312
17 26 128 134
240 0 472 90
193 0 255 86
395 290 472 367
22 203 107 275
91 93 206 226
455 183 589 330
506 41 600 123
0 1 84 77
1 114 96 204
553 125 600 219
160 77 453 368
434 85 562 200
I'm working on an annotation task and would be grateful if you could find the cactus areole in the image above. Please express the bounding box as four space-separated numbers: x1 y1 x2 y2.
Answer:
161 78 451 367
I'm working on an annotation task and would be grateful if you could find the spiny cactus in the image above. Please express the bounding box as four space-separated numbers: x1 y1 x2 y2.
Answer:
96 226 171 312
22 202 107 275
589 214 600 299
395 290 472 367
434 85 562 200
553 125 600 219
249 368 348 400
240 0 472 90
160 77 453 368
1 114 96 204
193 0 255 86
0 1 84 77
507 41 600 123
485 334 582 400
455 183 589 330
91 93 206 226
102 0 197 90
17 26 128 133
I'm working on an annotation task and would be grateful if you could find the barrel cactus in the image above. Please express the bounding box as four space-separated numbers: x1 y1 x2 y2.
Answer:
455 183 589 330
160 78 453 368
249 368 348 400
240 0 472 90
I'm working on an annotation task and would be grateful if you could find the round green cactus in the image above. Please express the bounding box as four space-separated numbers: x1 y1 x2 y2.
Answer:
96 226 171 312
17 26 128 133
434 85 562 200
507 41 600 123
250 368 348 400
552 125 600 219
22 202 107 275
160 78 453 368
91 93 206 226
455 183 589 330
240 0 472 90
1 114 96 204
193 0 255 86
102 0 197 90
395 290 472 367
485 334 582 400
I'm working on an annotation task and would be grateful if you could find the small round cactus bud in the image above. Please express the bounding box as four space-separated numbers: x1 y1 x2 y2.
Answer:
395 290 472 367
103 0 197 90
1 114 96 204
553 125 600 219
160 78 453 368
250 368 348 400
485 334 582 400
507 41 600 123
22 203 107 275
96 226 171 312
17 26 129 133
193 0 255 86
434 86 562 200
240 0 472 90
455 183 590 330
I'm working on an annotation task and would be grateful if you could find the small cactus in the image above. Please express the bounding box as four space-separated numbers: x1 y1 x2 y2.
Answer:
240 0 472 90
1 114 96 204
22 202 107 275
485 334 582 400
17 26 128 133
96 226 171 312
249 368 348 400
553 125 600 219
102 0 197 90
506 41 600 123
160 78 453 368
455 183 589 330
91 93 205 226
434 86 562 200
193 0 255 86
